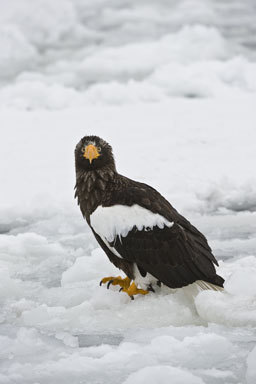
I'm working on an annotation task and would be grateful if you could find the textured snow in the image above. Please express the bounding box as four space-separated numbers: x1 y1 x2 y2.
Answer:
0 1 256 109
0 1 256 384
90 204 173 242
123 366 205 384
246 346 256 384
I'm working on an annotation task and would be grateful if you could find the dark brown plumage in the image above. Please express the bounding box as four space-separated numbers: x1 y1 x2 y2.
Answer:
75 135 224 294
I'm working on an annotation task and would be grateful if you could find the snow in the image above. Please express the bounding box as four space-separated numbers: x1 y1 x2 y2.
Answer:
246 346 256 384
0 0 256 383
123 366 205 384
90 204 173 243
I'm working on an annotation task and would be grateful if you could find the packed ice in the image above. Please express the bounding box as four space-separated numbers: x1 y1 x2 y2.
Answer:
0 0 256 383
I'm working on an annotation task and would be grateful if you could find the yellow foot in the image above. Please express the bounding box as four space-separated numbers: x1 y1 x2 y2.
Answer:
122 282 149 300
100 276 131 290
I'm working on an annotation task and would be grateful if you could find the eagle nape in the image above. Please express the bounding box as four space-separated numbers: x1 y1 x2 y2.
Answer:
74 135 225 300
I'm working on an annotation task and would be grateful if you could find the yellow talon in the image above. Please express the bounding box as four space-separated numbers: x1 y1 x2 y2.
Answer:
100 276 131 290
122 282 149 300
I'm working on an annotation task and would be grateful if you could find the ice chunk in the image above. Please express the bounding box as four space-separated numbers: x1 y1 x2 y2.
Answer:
195 290 256 327
123 366 205 384
246 346 256 384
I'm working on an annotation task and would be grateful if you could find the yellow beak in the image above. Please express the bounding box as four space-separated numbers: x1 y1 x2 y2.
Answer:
83 144 100 163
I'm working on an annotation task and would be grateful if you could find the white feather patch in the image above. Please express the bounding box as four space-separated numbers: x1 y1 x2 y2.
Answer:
99 235 123 259
90 204 173 243
195 280 224 292
182 280 224 299
133 264 157 290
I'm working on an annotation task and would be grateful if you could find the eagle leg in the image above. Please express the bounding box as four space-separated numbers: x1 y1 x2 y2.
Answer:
100 276 131 290
121 282 149 300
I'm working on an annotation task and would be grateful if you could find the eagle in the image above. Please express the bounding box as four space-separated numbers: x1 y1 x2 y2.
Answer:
75 135 224 299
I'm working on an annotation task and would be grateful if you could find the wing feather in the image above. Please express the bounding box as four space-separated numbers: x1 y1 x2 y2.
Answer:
108 224 224 289
98 179 224 289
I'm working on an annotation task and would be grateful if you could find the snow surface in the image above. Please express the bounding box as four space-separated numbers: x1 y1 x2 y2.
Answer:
0 1 256 384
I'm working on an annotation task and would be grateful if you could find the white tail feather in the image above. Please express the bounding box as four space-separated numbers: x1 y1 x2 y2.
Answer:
182 280 224 299
196 280 224 292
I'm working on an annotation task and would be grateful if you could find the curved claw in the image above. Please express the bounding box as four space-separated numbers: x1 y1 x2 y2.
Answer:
121 282 149 299
99 276 132 292
107 280 114 289
119 287 123 292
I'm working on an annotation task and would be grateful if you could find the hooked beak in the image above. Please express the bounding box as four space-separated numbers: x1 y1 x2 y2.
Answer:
83 144 100 164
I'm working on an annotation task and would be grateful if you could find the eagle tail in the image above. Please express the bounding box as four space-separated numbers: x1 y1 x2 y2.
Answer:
195 280 224 292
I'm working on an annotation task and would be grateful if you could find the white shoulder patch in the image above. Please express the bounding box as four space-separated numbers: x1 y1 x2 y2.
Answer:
90 204 173 243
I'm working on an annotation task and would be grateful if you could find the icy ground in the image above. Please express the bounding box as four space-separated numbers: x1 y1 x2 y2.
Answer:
1 1 256 384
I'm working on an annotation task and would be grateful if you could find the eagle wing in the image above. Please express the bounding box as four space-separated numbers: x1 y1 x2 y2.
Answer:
90 181 224 289
112 223 224 288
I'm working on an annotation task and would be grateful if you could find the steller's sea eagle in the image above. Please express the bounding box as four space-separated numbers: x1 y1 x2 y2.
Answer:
75 135 224 299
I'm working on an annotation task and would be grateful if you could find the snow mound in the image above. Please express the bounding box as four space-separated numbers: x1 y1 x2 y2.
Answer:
0 16 256 108
123 366 205 384
199 181 256 213
195 291 256 327
246 346 256 384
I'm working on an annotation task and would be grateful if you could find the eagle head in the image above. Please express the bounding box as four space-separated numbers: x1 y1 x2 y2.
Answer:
75 135 116 172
